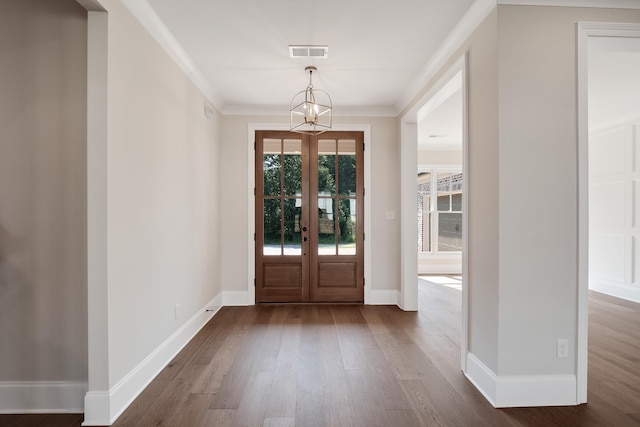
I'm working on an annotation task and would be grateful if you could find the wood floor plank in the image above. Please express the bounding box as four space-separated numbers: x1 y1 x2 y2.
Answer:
385 409 422 427
264 311 301 419
208 307 273 409
230 371 273 427
198 409 235 427
294 306 327 427
165 392 210 427
262 418 296 427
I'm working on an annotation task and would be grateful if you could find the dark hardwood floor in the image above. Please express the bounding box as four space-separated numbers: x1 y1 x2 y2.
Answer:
2 278 639 426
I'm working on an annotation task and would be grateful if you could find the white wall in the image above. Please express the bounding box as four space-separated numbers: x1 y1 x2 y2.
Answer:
0 0 88 411
84 0 222 423
496 5 640 381
220 115 399 298
589 122 640 302
403 8 500 374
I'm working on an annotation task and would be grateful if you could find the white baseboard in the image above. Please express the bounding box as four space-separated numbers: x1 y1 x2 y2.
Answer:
418 265 462 275
82 293 223 426
0 381 88 413
465 352 577 408
464 352 497 406
495 374 577 407
368 290 400 305
590 281 640 303
222 290 250 306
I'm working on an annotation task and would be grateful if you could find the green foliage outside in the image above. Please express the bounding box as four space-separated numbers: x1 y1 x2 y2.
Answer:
262 152 356 246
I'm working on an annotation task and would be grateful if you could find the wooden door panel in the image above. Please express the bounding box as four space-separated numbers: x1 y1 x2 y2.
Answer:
264 264 302 288
318 262 356 288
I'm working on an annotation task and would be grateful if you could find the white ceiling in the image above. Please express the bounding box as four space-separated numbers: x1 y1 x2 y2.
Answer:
418 71 463 150
142 0 477 115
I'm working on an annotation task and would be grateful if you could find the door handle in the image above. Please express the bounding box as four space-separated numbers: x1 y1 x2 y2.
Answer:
302 226 308 232
303 237 308 242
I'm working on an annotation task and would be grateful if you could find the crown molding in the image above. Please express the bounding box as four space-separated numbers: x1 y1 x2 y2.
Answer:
498 0 640 8
223 104 397 118
395 0 640 115
119 0 225 111
395 0 496 115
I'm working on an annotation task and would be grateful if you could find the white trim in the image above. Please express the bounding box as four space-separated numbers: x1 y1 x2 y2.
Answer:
368 290 400 305
247 123 373 306
224 104 396 118
82 295 222 426
589 112 640 134
499 0 640 8
495 375 577 408
418 262 463 275
576 20 640 407
465 353 578 408
590 282 640 303
395 0 495 114
0 381 88 414
400 122 418 311
460 52 470 373
464 352 497 406
84 8 111 421
118 0 223 110
223 291 251 306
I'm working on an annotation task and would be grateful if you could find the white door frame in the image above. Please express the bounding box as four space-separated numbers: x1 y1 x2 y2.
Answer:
399 53 469 371
576 21 640 404
247 123 372 305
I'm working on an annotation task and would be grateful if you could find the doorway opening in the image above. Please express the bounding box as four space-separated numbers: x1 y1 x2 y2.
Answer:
577 21 640 403
400 53 468 369
255 130 365 303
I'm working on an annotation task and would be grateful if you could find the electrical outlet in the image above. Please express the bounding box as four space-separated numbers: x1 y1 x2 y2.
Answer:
174 304 181 320
557 339 569 358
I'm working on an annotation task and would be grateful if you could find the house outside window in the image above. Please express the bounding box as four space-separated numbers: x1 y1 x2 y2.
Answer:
418 170 463 253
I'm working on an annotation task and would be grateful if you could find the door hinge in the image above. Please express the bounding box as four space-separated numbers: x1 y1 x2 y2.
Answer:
254 233 256 241
254 187 256 196
254 141 256 150
254 278 256 287
363 232 365 241
363 278 365 287
363 142 365 151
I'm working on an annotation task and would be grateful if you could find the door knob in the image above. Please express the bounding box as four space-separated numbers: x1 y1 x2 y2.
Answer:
302 226 308 232
303 237 308 242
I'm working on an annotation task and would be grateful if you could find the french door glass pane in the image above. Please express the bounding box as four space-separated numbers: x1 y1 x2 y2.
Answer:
263 199 281 255
283 198 301 255
338 198 356 255
283 139 302 195
338 139 356 196
318 139 336 195
263 138 282 196
318 197 336 255
438 212 462 251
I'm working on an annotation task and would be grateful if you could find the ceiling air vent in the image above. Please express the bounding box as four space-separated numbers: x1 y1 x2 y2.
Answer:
289 45 329 59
